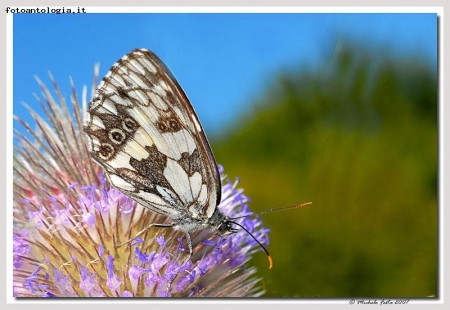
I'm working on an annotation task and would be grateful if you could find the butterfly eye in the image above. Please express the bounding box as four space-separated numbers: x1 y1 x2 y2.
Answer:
218 221 237 236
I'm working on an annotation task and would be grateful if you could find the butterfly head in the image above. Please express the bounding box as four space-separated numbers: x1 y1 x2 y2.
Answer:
208 208 273 269
207 208 237 236
216 217 239 236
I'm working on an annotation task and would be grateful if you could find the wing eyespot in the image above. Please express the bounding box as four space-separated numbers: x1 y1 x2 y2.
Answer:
157 121 168 132
98 143 115 161
123 117 139 132
169 118 181 131
109 128 126 145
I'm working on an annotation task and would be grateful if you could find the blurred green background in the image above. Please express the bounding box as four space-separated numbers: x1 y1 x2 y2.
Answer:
212 43 437 297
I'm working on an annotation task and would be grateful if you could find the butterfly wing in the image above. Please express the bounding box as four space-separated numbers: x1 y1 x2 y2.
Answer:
84 49 221 221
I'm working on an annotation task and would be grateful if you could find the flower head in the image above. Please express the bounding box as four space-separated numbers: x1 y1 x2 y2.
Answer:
13 71 269 297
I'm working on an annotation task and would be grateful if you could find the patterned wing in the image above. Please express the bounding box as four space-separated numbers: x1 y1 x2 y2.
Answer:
83 49 221 221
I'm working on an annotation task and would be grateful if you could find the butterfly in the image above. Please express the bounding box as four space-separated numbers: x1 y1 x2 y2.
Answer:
83 48 272 267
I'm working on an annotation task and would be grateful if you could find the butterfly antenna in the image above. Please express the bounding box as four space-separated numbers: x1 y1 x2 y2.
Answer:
231 202 312 221
230 220 273 269
257 202 312 216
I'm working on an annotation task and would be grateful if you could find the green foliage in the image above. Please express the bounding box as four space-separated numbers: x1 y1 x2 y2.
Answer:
212 45 437 297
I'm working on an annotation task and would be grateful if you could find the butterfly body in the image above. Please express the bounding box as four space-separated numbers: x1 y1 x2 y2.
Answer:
83 48 235 254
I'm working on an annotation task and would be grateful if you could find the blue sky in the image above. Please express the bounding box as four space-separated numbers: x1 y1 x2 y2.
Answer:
13 13 437 138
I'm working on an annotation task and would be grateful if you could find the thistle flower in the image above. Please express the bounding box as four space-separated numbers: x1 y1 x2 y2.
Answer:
13 70 270 297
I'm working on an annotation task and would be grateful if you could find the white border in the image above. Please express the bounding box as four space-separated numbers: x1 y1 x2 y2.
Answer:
3 6 444 13
5 4 444 308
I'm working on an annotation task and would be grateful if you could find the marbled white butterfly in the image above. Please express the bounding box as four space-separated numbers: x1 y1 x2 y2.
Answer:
83 48 273 267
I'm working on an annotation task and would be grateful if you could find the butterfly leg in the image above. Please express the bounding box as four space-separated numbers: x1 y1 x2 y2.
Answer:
184 232 193 258
161 232 194 295
116 222 176 248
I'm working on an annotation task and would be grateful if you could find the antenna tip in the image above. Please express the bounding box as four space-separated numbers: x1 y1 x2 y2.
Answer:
268 255 273 269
